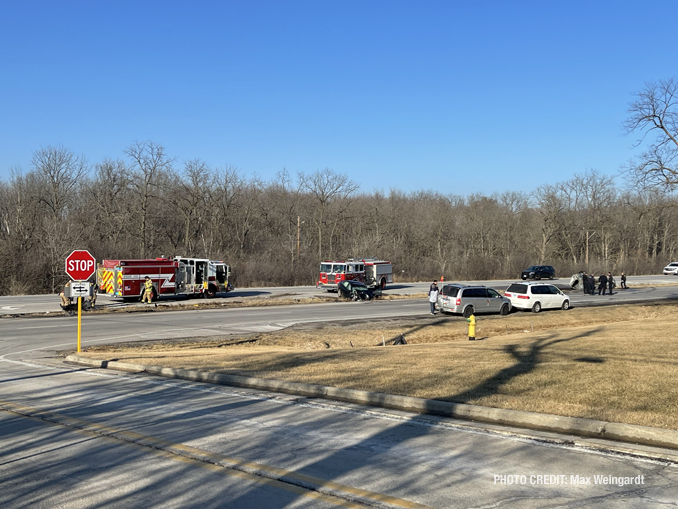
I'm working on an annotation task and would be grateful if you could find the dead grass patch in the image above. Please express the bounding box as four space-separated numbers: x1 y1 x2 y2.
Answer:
80 302 678 429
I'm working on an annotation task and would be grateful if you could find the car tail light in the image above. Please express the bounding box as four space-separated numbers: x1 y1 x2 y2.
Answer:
456 297 461 306
505 292 511 297
517 295 530 299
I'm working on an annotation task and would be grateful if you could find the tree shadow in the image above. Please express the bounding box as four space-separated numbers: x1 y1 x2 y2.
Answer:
441 328 600 405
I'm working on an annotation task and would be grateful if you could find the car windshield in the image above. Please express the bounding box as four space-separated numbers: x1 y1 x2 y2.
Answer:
670 263 678 267
506 284 527 293
526 266 538 271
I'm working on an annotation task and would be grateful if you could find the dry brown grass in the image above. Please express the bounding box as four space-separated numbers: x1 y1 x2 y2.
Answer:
81 303 678 429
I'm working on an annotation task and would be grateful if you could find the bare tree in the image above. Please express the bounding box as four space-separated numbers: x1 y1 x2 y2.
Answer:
31 145 88 220
125 141 173 258
624 78 678 189
300 168 358 260
88 159 134 255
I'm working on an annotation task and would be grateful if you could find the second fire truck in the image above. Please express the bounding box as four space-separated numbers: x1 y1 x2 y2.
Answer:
316 258 393 291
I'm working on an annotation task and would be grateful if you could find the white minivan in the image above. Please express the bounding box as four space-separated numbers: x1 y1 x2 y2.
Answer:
504 282 570 313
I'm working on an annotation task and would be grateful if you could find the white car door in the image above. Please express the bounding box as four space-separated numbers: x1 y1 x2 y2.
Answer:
547 285 565 308
532 285 552 309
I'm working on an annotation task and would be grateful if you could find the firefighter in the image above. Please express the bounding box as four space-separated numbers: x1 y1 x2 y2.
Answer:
142 276 154 304
59 281 71 307
466 313 476 341
90 281 99 308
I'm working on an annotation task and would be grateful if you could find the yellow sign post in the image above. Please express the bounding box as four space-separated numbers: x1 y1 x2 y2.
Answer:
65 250 96 354
77 297 82 352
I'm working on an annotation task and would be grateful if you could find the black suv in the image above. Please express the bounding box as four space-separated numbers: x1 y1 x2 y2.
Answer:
521 265 555 280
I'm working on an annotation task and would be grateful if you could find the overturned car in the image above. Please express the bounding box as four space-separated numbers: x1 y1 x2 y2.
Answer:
570 272 585 289
338 280 381 301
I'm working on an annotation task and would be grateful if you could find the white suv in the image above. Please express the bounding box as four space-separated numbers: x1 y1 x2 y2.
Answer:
663 262 678 275
504 282 570 313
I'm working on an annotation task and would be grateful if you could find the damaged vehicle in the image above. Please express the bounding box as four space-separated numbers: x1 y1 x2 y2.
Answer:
338 280 380 301
570 272 585 289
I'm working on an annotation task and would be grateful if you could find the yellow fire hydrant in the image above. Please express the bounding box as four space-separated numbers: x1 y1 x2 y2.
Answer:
466 313 476 341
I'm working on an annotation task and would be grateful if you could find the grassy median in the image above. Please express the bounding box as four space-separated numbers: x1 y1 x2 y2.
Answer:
80 302 678 429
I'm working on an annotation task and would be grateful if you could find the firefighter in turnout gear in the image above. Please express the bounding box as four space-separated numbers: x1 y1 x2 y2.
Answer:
60 281 71 307
90 282 98 308
142 276 154 303
466 313 476 341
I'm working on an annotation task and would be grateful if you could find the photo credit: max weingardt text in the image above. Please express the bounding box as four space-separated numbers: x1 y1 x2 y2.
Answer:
493 474 645 487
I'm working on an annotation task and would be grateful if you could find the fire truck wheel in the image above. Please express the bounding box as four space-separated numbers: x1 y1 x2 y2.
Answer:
205 285 217 298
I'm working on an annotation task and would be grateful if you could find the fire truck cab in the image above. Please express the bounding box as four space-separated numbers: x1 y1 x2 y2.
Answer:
173 256 209 295
316 258 392 291
208 260 233 296
173 257 233 298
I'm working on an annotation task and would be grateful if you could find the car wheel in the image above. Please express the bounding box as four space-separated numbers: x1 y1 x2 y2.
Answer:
500 303 509 316
549 274 554 280
562 300 570 310
463 306 474 318
532 302 542 313
535 275 541 281
521 275 527 280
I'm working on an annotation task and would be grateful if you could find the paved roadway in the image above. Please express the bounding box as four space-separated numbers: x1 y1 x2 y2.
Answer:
2 278 678 507
1 275 677 316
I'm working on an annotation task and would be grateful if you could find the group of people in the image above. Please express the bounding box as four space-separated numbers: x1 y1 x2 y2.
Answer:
59 280 99 309
581 271 627 295
59 276 155 310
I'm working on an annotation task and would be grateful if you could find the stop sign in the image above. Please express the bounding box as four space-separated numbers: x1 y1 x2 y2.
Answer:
65 250 96 281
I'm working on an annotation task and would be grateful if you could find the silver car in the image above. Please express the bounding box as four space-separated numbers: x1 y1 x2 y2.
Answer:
436 284 511 317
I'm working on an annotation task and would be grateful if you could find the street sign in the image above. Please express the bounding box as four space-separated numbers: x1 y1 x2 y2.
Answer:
65 250 96 281
70 281 90 297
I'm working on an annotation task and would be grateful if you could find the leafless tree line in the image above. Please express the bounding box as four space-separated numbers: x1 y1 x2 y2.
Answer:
1 142 678 296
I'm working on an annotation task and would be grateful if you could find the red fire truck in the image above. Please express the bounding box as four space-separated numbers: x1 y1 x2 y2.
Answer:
316 258 393 291
98 257 232 301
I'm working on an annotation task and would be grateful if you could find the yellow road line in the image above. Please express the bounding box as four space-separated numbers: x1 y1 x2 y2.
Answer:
0 399 429 509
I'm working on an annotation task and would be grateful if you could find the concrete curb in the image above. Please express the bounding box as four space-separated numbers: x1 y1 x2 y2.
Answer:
65 354 678 451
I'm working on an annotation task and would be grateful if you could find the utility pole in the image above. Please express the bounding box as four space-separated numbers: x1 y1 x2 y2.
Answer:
297 216 300 257
584 230 596 266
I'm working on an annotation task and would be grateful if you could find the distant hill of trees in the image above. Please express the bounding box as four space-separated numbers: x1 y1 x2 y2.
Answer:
1 141 677 296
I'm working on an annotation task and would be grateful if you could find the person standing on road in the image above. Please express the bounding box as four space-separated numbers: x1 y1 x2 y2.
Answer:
142 276 154 304
598 272 608 295
582 272 590 294
588 273 596 295
607 272 614 295
90 281 99 308
620 272 627 289
428 281 439 315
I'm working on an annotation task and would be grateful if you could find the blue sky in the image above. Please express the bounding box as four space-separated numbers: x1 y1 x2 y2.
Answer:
1 1 676 194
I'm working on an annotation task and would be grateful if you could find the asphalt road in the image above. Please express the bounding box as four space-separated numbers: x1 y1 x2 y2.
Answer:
2 278 678 507
1 274 677 316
